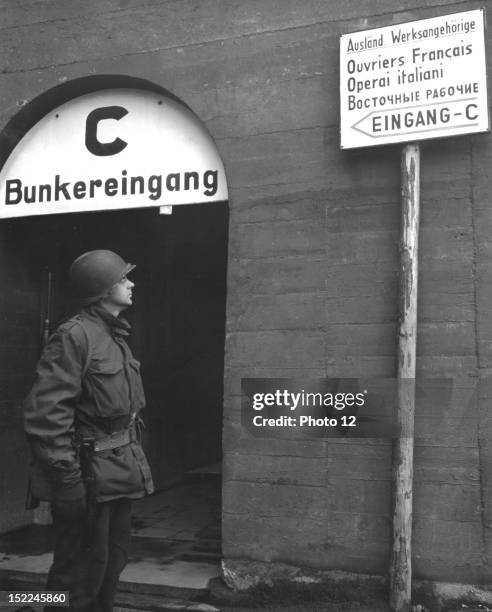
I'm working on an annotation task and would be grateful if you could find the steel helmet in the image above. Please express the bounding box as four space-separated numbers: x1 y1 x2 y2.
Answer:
69 250 135 304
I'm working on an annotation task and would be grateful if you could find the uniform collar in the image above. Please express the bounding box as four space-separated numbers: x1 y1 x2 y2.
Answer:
84 304 131 337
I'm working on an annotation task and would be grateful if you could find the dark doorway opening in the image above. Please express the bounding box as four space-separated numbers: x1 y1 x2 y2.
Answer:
0 202 228 529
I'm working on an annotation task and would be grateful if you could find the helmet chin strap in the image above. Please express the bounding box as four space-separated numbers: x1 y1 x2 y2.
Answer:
99 282 131 317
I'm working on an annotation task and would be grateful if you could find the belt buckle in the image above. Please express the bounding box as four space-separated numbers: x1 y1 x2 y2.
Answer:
93 428 130 452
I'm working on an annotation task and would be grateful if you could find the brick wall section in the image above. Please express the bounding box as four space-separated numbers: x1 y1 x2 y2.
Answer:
0 0 490 582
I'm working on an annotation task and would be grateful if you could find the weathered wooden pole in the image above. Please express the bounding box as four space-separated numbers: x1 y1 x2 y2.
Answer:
389 143 420 612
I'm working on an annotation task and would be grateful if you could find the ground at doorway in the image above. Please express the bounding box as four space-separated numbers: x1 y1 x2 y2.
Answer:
0 480 221 607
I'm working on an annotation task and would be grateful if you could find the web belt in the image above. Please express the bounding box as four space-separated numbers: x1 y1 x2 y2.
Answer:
92 426 138 453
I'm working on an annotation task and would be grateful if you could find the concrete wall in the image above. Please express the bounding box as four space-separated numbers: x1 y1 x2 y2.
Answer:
0 0 491 584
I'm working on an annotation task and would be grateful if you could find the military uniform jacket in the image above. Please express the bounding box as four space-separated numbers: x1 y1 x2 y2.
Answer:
23 305 154 503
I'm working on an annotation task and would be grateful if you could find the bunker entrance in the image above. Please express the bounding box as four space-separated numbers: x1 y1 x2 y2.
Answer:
0 202 228 541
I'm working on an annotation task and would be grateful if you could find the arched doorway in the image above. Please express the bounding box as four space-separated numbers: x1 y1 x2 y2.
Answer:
0 77 228 560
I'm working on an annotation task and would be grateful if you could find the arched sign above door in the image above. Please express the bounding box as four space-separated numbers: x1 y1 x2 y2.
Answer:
0 88 228 218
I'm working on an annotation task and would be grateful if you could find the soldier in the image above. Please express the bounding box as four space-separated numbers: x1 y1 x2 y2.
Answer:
23 249 154 611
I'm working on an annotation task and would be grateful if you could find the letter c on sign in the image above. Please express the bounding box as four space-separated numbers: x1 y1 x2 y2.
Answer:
466 104 478 121
85 106 128 156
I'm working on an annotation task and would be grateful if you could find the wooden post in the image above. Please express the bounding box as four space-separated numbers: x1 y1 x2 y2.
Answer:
389 143 420 612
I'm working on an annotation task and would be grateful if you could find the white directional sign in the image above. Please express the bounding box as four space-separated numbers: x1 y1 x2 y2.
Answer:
340 9 489 149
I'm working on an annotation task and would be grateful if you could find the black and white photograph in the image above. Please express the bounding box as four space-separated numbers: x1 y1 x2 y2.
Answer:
0 2 491 612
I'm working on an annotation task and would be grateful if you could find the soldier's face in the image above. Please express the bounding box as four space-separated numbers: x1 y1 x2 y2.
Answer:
106 275 135 309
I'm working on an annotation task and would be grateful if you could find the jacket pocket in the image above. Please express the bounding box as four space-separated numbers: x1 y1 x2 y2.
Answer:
86 359 129 418
90 444 147 499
